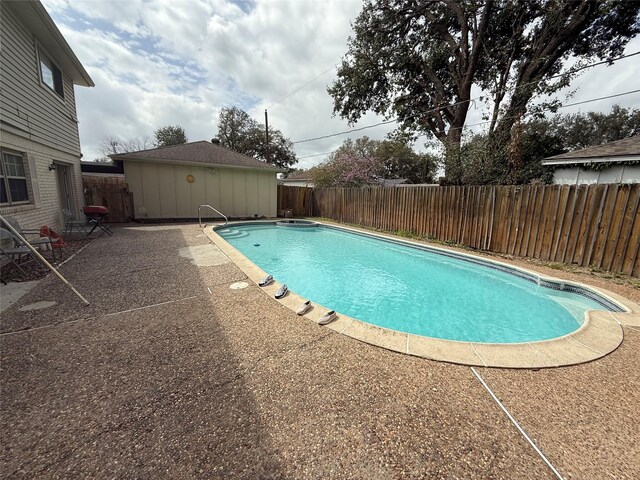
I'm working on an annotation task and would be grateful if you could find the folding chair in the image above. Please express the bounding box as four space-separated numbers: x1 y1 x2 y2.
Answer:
0 227 41 279
1 216 56 261
62 208 88 235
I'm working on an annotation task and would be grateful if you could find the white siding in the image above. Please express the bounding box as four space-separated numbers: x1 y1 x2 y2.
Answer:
597 167 623 184
0 1 81 156
576 169 599 185
553 165 640 185
0 2 86 233
621 165 640 183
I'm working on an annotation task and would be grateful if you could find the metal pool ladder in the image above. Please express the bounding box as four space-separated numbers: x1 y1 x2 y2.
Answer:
198 204 228 228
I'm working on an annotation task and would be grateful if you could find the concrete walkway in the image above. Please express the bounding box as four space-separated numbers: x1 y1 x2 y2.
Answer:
1 224 638 479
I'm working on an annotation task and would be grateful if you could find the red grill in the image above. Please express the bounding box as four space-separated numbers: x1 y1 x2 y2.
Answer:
83 205 109 215
82 205 113 236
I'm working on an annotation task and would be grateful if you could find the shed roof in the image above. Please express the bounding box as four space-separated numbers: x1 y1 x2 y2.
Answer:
110 141 284 172
283 170 312 180
542 135 640 165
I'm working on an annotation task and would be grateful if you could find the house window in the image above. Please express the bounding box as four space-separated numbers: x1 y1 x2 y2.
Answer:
0 151 30 205
39 50 64 98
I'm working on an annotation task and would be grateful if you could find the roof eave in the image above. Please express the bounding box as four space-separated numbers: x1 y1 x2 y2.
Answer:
112 154 284 173
9 1 94 87
542 154 640 166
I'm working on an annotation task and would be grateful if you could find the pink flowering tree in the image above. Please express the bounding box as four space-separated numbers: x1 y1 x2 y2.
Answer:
312 153 383 187
335 154 382 186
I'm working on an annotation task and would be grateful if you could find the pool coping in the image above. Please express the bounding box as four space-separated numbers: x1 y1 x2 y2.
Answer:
204 220 640 369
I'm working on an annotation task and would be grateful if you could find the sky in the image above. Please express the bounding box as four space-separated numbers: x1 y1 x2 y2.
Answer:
42 0 640 168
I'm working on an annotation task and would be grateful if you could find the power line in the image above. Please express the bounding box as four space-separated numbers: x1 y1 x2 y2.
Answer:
293 87 640 145
489 50 640 99
270 40 638 115
455 88 640 132
293 118 398 145
292 50 640 145
296 157 323 168
269 64 338 107
546 50 640 82
557 89 640 109
297 150 335 159
291 87 640 167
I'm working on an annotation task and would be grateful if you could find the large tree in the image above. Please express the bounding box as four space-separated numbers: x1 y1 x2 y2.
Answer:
328 0 640 184
311 151 383 188
333 135 438 183
154 125 187 147
458 104 640 184
98 135 153 160
551 104 640 151
217 107 297 171
457 121 562 185
97 125 187 161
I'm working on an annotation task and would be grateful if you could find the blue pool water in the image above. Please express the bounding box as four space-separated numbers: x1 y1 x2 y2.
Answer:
217 223 612 343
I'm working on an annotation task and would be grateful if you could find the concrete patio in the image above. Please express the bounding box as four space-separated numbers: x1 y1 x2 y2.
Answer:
1 224 638 479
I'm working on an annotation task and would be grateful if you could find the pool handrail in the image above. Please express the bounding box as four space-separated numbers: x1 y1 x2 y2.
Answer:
198 204 228 228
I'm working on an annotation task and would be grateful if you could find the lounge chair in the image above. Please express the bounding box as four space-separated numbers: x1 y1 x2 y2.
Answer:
0 227 42 279
1 216 56 261
62 208 88 235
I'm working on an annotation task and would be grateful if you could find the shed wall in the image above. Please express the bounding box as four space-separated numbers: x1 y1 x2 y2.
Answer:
124 161 277 219
553 165 640 185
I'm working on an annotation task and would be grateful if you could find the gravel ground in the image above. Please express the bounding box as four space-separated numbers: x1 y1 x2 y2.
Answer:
1 223 638 479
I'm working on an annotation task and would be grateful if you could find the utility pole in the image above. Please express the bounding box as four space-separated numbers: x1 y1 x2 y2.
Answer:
264 109 270 164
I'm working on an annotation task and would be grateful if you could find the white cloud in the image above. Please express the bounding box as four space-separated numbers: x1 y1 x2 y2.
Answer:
42 0 640 164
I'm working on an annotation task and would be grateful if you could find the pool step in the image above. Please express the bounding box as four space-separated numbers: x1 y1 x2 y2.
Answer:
218 229 248 238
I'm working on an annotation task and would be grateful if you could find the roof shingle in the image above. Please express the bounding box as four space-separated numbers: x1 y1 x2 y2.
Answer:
283 170 312 180
110 141 283 171
543 135 640 163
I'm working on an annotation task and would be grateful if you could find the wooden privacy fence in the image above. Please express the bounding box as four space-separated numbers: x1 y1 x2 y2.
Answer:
82 175 134 223
277 185 313 217
306 184 640 277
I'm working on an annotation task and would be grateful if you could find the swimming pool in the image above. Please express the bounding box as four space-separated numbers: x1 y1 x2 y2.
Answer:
215 222 622 344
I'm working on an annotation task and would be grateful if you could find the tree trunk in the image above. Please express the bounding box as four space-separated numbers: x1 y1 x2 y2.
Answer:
443 128 463 185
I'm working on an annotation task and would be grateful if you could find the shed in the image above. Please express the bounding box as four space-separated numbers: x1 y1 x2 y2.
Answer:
279 170 315 187
542 135 640 185
111 141 283 220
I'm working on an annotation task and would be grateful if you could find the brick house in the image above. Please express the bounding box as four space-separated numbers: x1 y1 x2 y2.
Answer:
0 0 94 232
